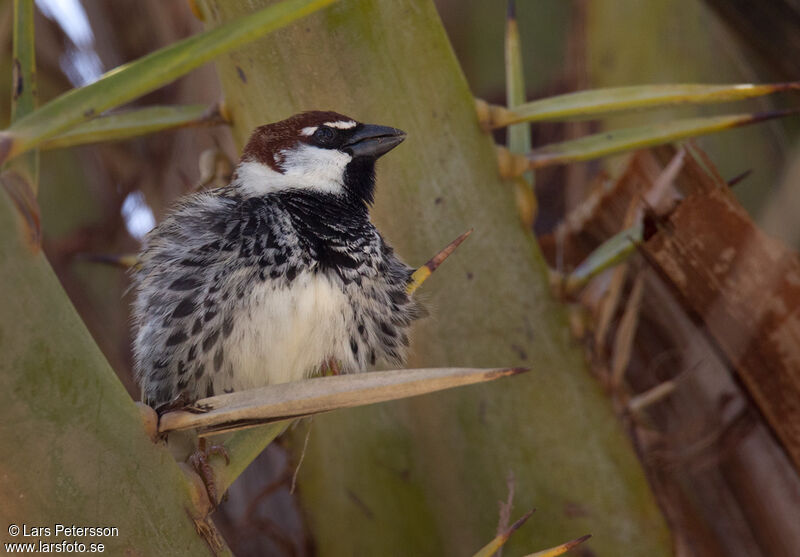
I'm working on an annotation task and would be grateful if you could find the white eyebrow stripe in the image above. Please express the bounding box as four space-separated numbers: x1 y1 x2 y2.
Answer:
323 120 357 129
300 126 318 136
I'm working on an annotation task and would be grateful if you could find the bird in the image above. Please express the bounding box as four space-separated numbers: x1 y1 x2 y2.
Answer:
131 111 424 408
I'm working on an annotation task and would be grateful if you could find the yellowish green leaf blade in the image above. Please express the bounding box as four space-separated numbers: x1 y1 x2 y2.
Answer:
0 0 338 164
566 221 643 292
159 366 528 435
41 104 226 150
489 82 800 127
408 228 473 294
471 509 535 557
528 110 799 169
522 534 592 557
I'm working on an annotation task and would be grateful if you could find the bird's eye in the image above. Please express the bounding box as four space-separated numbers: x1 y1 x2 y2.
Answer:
313 126 336 144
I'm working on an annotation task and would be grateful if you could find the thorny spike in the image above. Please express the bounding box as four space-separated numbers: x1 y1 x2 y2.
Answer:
507 0 516 19
727 168 752 188
524 534 592 557
505 508 535 539
472 508 535 557
407 228 473 294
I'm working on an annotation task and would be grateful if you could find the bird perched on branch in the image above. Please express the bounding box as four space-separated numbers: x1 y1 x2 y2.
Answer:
132 111 424 408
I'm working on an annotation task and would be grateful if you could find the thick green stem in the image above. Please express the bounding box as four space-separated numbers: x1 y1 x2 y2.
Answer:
204 1 672 555
0 192 227 554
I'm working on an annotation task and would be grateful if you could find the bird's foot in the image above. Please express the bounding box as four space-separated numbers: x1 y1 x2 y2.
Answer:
322 358 341 376
154 391 194 415
188 437 230 507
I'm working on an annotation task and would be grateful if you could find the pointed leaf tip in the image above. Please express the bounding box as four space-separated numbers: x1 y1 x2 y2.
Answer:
425 228 473 272
471 508 535 557
507 0 516 20
524 533 592 557
407 228 473 294
486 367 530 379
508 508 535 535
727 168 752 187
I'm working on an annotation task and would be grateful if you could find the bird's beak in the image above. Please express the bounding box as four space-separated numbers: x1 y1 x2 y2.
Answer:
343 124 406 159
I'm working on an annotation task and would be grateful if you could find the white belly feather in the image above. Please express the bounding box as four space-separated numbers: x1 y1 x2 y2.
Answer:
224 271 352 387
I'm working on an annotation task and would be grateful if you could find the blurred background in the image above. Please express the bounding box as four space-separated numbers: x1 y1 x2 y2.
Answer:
3 1 800 555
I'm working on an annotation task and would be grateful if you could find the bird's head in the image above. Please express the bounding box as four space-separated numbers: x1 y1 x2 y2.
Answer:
235 111 406 204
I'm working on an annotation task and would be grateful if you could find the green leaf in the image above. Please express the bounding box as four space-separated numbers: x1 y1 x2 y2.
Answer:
160 366 527 436
41 104 226 150
172 365 527 503
488 82 800 127
528 109 799 168
566 221 643 292
0 0 338 164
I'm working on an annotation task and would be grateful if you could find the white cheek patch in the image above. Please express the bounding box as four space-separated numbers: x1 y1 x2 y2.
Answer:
235 143 352 196
323 120 357 129
300 126 318 136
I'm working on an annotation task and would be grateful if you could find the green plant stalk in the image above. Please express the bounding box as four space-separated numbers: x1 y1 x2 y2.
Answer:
505 1 533 185
529 109 799 168
8 0 38 194
0 0 338 165
0 191 231 554
491 82 800 127
10 0 35 122
205 0 671 555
